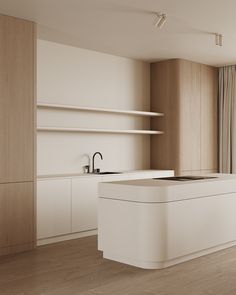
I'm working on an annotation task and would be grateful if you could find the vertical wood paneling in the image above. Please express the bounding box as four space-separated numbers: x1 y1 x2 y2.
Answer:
151 60 180 174
0 182 34 254
0 15 36 255
0 15 35 184
150 59 218 176
200 65 218 172
179 60 201 172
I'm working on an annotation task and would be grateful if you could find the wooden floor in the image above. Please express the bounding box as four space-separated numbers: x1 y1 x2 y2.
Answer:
1 236 236 295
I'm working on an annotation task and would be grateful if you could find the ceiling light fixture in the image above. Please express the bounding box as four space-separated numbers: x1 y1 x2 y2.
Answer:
154 13 167 28
215 33 223 46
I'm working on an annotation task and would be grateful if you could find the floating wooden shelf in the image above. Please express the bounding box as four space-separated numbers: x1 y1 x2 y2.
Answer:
37 127 163 135
37 102 163 117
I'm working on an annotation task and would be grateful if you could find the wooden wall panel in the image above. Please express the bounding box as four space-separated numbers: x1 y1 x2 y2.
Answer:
150 59 218 176
0 14 36 255
150 60 180 173
200 65 218 172
0 15 35 184
0 182 34 254
179 60 201 173
0 189 7 248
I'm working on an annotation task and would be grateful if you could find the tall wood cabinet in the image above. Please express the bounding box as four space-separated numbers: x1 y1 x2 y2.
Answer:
0 15 36 255
151 59 218 175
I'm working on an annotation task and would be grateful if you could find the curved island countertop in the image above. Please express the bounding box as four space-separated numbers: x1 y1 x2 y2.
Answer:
99 173 236 203
98 173 236 269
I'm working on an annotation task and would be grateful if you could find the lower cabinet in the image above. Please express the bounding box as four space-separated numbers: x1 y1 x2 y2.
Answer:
37 170 174 243
72 176 101 233
0 182 34 255
37 179 71 239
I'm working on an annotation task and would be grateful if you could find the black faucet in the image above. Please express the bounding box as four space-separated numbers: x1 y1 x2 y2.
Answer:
92 152 103 173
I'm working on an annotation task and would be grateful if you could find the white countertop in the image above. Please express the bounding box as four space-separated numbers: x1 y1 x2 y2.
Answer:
37 169 173 180
99 173 236 203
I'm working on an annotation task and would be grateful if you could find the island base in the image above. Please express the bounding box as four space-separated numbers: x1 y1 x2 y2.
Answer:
99 191 236 269
103 240 236 269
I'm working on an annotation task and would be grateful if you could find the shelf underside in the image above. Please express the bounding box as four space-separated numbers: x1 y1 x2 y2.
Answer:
37 127 163 135
37 102 163 118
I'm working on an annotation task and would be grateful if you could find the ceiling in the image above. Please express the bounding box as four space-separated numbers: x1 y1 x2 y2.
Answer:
0 0 235 66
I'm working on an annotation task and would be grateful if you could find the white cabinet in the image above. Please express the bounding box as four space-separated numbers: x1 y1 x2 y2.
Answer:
37 179 71 239
37 170 174 244
72 176 102 233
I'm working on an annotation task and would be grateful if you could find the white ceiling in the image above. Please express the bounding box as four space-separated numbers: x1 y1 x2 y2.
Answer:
0 0 236 66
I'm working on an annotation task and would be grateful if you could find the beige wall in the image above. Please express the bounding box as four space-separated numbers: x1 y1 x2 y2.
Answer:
37 40 151 175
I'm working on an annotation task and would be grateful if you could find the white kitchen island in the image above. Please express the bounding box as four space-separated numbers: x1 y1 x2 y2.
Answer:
98 174 236 269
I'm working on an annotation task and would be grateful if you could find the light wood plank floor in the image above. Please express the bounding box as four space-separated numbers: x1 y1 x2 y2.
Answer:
0 236 236 295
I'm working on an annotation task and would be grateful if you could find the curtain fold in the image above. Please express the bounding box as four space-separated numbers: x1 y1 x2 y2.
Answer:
219 65 236 173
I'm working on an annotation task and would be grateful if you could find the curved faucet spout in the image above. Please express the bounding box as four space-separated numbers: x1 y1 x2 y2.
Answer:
92 152 103 173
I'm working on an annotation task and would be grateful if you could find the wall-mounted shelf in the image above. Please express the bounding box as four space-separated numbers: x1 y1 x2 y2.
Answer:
37 126 163 135
37 102 163 118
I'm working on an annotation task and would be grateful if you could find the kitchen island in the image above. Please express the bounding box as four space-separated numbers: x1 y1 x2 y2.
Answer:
98 174 236 269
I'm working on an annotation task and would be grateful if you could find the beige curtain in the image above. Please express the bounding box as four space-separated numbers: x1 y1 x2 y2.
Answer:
219 65 236 173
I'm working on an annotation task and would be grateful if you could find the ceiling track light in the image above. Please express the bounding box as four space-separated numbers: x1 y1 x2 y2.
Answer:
154 12 167 28
215 33 223 46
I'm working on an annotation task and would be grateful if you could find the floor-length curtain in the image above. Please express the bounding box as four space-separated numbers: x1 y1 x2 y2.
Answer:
219 65 236 173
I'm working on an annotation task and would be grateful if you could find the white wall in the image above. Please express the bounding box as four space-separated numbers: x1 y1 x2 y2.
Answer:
37 40 151 175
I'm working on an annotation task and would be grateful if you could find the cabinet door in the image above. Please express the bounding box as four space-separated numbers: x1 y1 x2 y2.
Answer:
200 65 218 171
72 177 102 233
0 15 35 184
37 179 71 239
0 182 34 250
179 60 201 172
